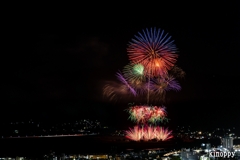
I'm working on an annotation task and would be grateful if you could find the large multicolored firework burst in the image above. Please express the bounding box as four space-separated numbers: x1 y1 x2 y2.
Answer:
103 28 184 142
127 28 178 77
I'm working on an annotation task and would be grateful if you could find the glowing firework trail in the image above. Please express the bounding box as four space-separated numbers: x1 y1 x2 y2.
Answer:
154 126 173 141
103 81 136 101
125 125 173 141
143 125 155 141
127 28 178 77
116 72 137 96
125 126 144 141
103 84 116 101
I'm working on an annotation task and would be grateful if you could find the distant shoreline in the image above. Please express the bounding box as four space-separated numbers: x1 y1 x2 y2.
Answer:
0 135 226 157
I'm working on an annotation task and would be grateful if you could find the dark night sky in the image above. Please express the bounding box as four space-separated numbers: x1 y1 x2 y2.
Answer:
2 2 240 131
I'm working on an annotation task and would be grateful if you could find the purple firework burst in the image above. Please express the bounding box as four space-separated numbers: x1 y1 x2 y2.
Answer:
150 75 181 93
165 75 181 91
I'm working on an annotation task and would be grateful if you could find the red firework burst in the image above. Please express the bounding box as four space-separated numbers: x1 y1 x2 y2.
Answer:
128 105 167 124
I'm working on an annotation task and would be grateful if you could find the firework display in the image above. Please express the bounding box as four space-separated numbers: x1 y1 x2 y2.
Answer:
116 72 137 96
103 70 181 102
125 125 173 141
103 28 184 142
127 28 178 77
128 105 167 124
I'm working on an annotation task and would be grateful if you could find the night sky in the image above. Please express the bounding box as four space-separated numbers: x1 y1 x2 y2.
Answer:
2 2 240 131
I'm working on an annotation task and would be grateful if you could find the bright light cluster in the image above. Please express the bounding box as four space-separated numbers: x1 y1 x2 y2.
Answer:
128 105 167 124
125 125 173 141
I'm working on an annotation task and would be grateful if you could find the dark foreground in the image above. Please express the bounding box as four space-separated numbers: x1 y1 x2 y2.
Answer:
0 136 222 157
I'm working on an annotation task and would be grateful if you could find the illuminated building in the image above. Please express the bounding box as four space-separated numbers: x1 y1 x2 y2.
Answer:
222 136 234 151
206 143 211 150
180 149 202 160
